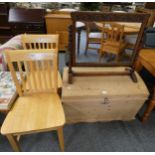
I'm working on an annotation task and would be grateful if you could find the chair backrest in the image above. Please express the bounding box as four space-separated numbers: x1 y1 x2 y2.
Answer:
5 49 58 96
22 34 59 50
102 22 124 43
86 22 100 37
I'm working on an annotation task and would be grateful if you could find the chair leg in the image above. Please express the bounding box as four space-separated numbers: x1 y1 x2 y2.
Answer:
99 50 105 62
116 49 123 62
85 40 89 56
17 135 21 141
77 29 81 56
116 53 121 62
6 134 21 152
57 127 64 152
142 99 155 122
99 54 102 62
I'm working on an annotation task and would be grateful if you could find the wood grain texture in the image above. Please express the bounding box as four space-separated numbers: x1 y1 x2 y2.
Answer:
1 49 65 151
1 93 65 135
136 49 155 76
62 67 149 123
99 22 126 61
6 135 21 152
45 13 72 51
21 34 62 89
71 12 150 23
96 22 141 34
63 67 149 98
136 6 155 27
5 49 59 95
57 127 65 151
68 11 150 83
135 49 155 122
22 34 59 51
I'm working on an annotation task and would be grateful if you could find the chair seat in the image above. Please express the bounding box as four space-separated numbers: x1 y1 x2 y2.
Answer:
101 41 126 54
1 93 65 135
104 40 121 46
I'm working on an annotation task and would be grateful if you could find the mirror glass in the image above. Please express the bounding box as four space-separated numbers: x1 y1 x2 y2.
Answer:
75 20 141 65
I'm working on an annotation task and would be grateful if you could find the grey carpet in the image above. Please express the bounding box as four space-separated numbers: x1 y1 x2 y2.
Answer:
1 107 155 152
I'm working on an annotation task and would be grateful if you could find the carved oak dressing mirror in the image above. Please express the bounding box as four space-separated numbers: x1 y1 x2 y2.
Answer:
68 12 150 83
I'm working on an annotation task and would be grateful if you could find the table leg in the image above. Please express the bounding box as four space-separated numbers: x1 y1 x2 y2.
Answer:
142 88 155 122
77 29 81 56
135 57 143 72
6 134 21 151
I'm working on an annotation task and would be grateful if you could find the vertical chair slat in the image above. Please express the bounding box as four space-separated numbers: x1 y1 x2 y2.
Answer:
35 61 42 90
44 60 50 91
29 43 33 49
47 60 53 91
33 43 37 49
24 61 32 92
53 53 58 92
40 60 44 89
17 61 26 93
43 60 49 91
42 43 45 49
38 43 41 49
29 61 37 91
47 43 50 49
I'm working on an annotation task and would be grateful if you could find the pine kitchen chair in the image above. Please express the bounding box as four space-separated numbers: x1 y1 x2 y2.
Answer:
21 34 62 95
1 49 65 151
99 22 126 62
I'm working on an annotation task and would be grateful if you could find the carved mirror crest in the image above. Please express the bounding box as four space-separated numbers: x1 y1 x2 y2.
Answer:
68 11 150 83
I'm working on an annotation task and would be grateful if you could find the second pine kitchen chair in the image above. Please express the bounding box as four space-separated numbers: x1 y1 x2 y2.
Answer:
21 34 62 95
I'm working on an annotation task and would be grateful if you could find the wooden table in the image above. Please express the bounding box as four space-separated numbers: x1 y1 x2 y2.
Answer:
136 49 155 122
95 22 141 34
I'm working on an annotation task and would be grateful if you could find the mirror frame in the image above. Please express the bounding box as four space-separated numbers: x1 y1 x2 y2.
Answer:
68 11 150 83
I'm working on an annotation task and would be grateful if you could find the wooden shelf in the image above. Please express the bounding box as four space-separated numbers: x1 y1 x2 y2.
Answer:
0 26 11 30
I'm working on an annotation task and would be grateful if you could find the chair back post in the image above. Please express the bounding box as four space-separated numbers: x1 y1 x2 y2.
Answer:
5 51 23 96
100 22 125 44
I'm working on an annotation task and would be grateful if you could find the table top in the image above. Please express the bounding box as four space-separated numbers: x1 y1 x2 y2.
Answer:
45 13 71 19
95 22 141 34
139 49 155 76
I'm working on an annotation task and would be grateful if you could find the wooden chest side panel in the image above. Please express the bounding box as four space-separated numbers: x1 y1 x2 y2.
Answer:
63 99 145 123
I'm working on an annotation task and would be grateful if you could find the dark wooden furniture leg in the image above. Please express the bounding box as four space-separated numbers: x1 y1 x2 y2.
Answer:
77 28 81 56
142 87 155 122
